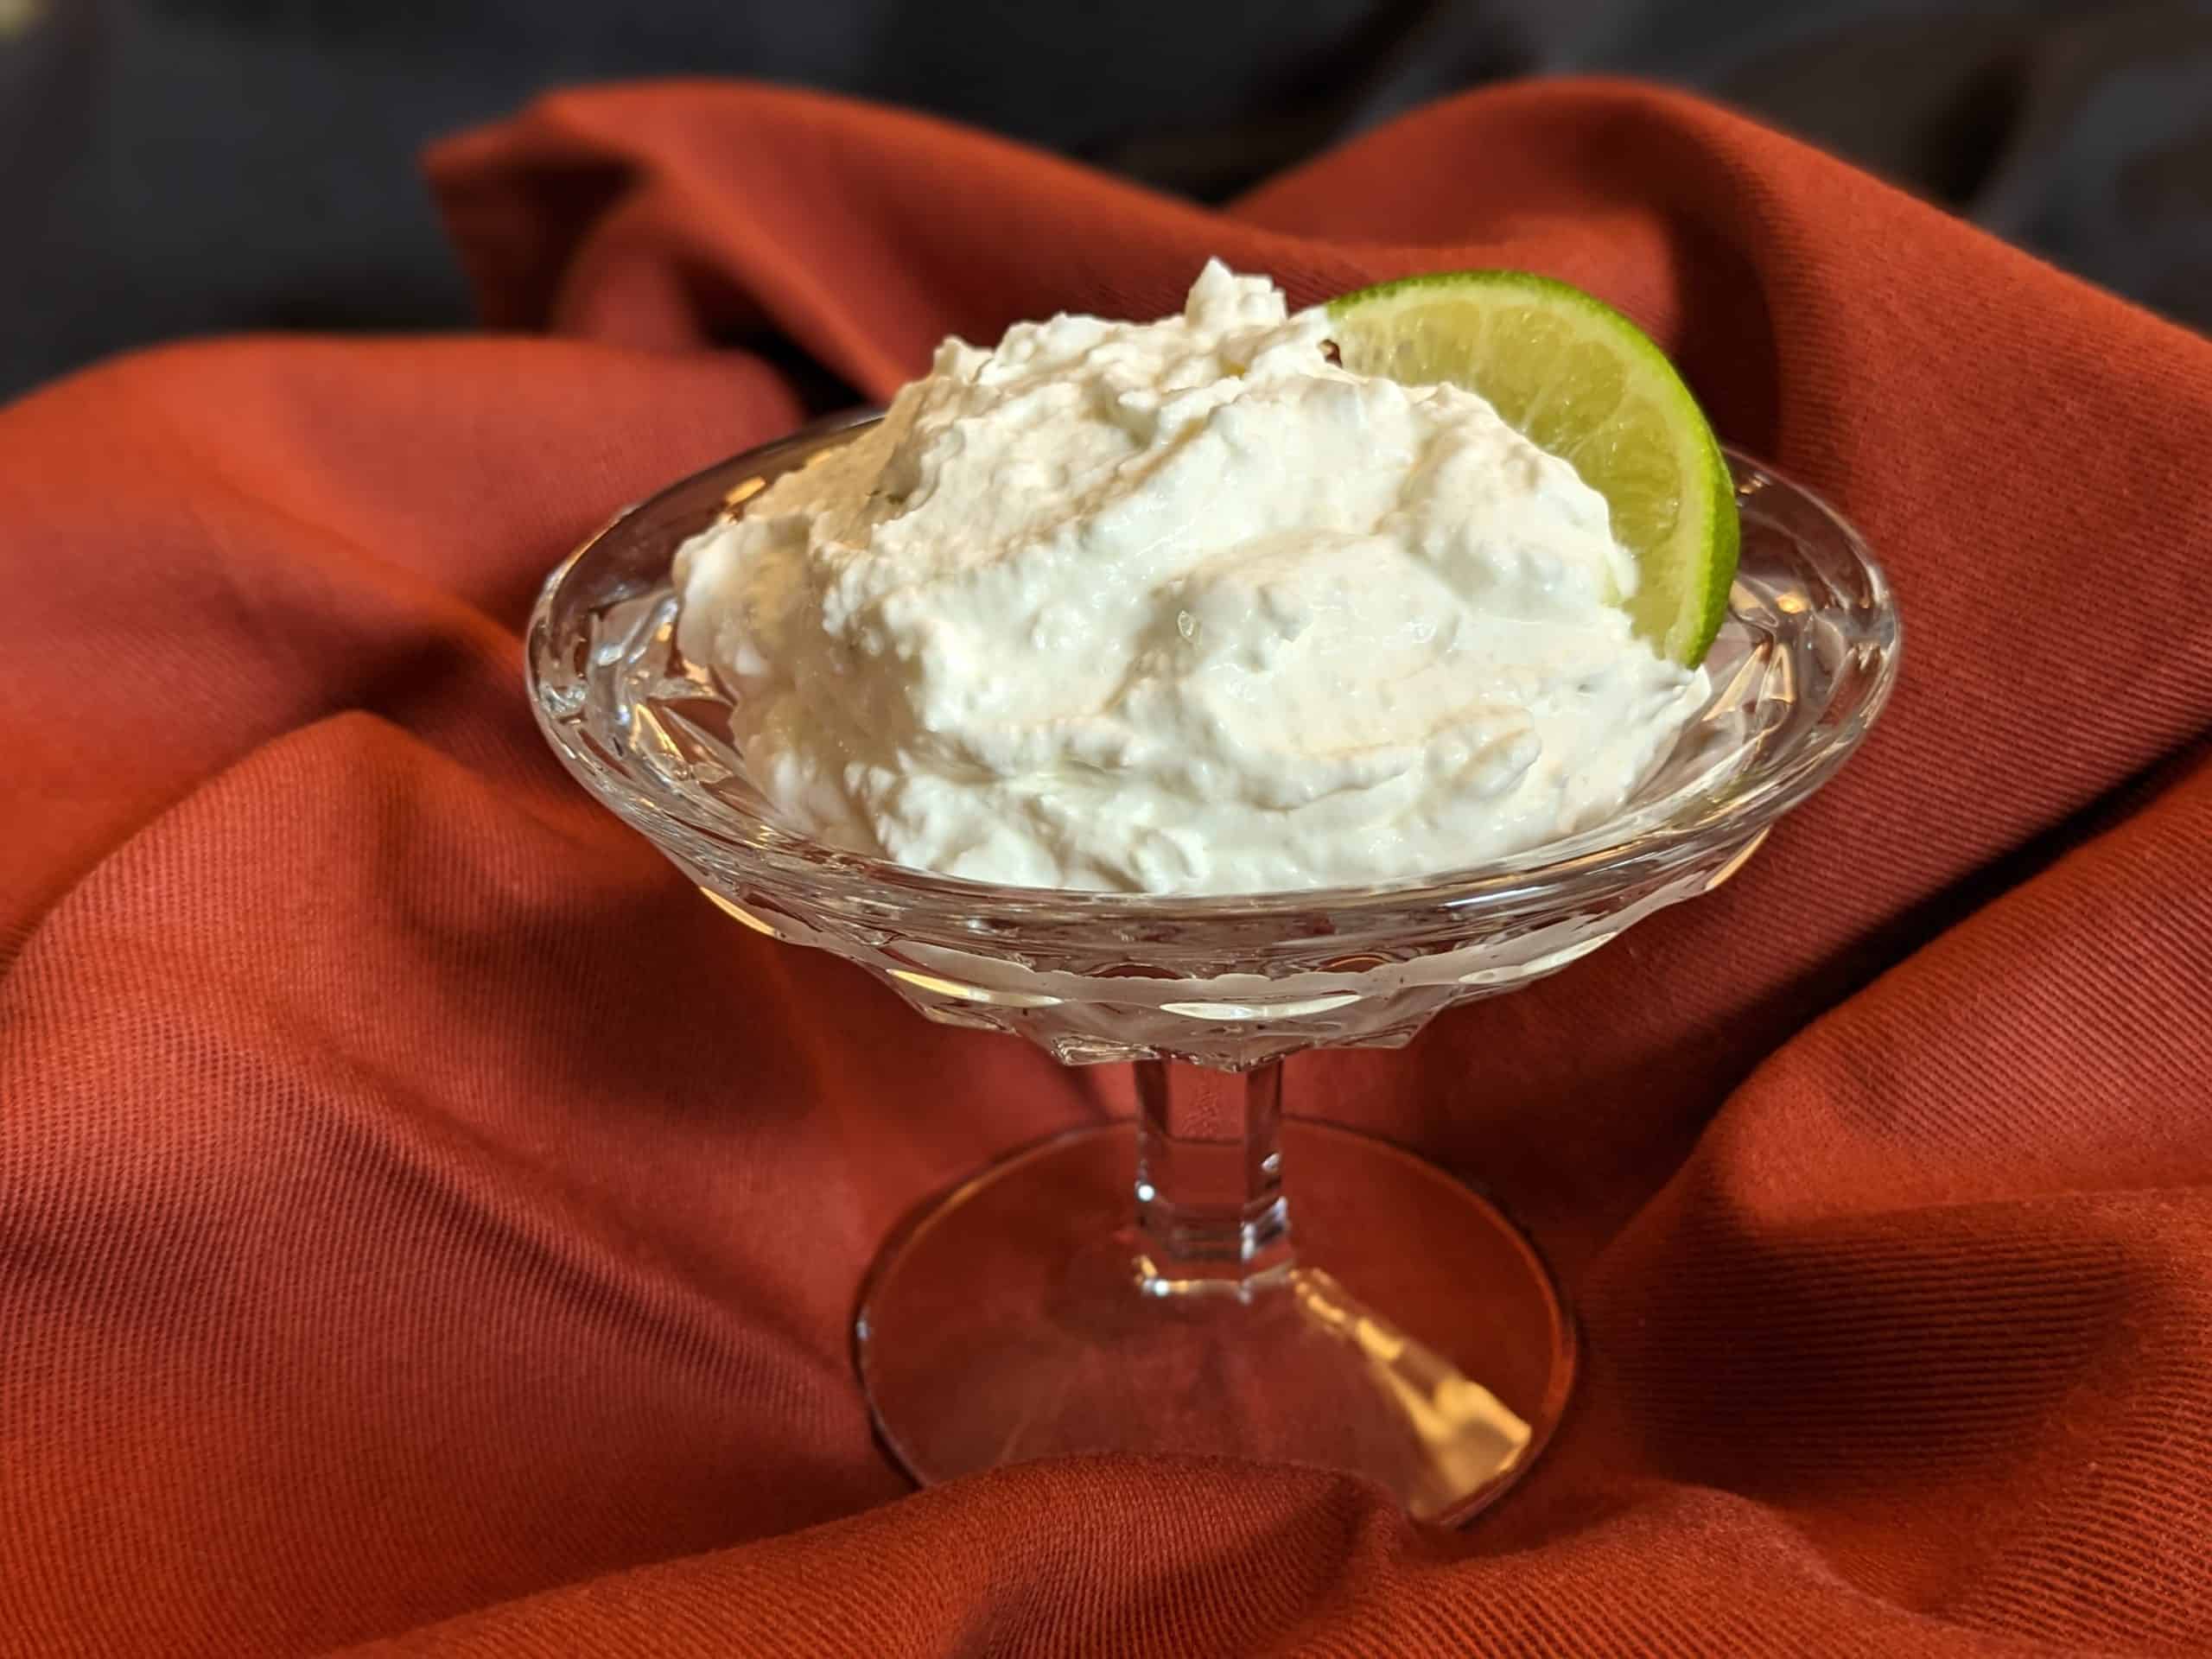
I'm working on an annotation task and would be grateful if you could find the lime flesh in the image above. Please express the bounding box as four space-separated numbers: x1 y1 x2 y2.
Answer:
1326 270 1738 667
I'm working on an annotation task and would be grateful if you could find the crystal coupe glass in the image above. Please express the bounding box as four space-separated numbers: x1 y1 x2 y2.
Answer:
527 412 1901 1524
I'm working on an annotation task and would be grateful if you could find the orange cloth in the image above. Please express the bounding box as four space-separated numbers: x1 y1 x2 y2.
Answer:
5 79 2211 1656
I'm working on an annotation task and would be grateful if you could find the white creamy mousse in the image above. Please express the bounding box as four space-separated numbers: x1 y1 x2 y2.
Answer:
673 261 1708 894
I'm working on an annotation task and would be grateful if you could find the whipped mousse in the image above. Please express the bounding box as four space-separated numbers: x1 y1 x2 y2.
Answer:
672 261 1708 894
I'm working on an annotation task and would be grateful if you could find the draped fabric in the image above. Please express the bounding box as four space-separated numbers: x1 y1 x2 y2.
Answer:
4 80 2210 1656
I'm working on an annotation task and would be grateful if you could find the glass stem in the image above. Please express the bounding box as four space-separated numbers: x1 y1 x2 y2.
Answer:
1131 1059 1294 1296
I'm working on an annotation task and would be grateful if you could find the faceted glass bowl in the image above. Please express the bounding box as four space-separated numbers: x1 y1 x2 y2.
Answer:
529 416 1900 1071
526 414 1900 1523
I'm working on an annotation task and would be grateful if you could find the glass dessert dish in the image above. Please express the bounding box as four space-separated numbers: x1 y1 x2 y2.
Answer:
526 413 1901 1524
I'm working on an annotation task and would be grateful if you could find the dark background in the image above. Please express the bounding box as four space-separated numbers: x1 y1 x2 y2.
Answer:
3 0 2208 401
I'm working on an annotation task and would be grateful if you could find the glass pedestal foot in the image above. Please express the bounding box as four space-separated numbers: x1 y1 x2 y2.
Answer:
855 1116 1575 1525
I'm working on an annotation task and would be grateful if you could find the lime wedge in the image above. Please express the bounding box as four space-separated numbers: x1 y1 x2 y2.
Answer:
1326 271 1738 667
